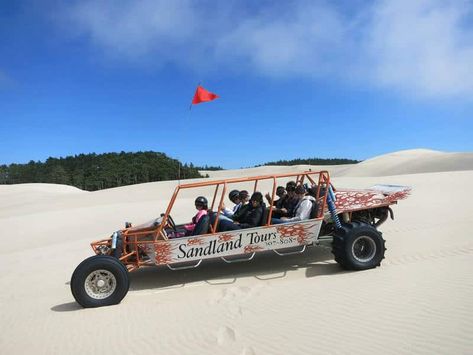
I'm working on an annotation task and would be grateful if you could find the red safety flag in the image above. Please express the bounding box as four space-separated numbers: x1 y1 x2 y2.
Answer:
192 85 219 105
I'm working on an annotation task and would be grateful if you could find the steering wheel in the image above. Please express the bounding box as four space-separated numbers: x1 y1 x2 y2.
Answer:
166 214 178 232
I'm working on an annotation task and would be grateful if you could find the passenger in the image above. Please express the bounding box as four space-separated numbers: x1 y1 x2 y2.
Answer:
231 190 250 222
266 186 289 218
219 192 264 231
184 196 208 235
286 180 297 190
265 186 286 208
276 182 299 218
239 190 250 204
220 189 242 221
271 185 315 224
307 185 319 198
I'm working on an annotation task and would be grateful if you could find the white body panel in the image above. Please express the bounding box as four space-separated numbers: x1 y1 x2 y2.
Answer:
147 219 323 265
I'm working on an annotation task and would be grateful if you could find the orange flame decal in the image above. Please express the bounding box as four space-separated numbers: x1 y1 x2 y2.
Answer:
244 245 264 253
218 233 234 243
187 237 205 246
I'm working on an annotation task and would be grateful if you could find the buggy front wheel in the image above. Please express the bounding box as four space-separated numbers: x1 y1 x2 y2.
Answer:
71 255 130 308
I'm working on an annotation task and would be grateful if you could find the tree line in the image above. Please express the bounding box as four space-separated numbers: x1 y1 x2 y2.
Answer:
0 152 359 191
259 157 359 166
0 151 203 191
194 165 224 171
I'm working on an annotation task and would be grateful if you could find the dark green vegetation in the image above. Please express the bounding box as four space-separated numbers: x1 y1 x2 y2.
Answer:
0 152 359 191
259 157 359 166
0 152 202 191
194 165 224 171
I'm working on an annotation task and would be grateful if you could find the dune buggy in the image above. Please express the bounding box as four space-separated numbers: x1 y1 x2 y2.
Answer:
70 170 410 307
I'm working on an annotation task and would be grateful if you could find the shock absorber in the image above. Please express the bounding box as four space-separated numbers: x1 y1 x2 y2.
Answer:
327 185 342 229
111 231 123 258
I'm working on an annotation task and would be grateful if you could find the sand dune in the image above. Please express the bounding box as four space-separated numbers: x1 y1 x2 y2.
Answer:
339 149 473 176
202 149 473 179
0 150 472 354
200 163 353 179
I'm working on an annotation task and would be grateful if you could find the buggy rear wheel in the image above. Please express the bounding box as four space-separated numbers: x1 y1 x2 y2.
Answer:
332 221 386 270
71 255 129 308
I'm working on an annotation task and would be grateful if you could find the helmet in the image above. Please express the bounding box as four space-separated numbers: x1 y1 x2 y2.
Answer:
229 189 240 201
250 192 263 204
286 181 297 190
195 196 208 207
295 185 306 195
239 190 249 199
276 186 286 195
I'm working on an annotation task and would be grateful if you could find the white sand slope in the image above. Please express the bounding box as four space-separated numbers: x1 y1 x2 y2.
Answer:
339 149 473 176
200 163 353 179
0 149 472 354
202 149 473 178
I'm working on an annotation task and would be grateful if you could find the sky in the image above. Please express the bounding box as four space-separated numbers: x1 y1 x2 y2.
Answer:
0 0 472 168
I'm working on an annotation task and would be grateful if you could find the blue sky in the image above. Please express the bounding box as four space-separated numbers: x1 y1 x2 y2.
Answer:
1 0 472 168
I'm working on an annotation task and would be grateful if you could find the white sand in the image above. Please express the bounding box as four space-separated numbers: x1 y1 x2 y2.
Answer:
0 149 472 354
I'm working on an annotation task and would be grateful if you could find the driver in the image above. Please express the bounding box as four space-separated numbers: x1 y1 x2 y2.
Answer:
184 196 208 235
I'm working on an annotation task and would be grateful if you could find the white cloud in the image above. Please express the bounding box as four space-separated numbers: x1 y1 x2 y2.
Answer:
61 0 473 98
365 0 473 97
68 0 197 59
215 2 350 78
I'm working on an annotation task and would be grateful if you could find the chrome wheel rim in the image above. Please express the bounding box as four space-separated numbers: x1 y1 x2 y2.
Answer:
352 236 377 263
84 269 117 299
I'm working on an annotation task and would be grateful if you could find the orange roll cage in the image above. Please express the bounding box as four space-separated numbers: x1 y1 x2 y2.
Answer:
159 170 329 236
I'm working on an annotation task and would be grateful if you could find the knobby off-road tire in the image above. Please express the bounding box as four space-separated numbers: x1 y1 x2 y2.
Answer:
71 255 130 308
332 221 386 270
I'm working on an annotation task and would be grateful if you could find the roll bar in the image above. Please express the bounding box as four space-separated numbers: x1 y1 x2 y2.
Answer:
156 170 331 239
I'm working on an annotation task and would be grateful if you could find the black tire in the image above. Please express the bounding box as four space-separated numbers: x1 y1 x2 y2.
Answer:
332 221 386 270
71 255 130 308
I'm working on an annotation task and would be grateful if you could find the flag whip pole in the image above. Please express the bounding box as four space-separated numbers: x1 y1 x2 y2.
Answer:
189 81 201 110
180 82 201 185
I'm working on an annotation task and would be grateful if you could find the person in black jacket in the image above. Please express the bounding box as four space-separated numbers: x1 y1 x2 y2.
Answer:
265 186 286 208
219 192 264 231
272 182 298 218
231 190 250 222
